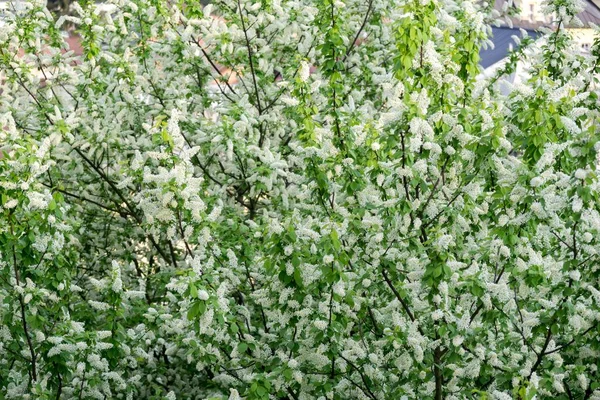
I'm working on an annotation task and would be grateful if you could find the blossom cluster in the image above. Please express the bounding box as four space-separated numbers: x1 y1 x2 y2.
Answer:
1 0 599 398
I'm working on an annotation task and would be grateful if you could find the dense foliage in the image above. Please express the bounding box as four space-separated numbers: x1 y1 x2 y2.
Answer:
1 0 600 398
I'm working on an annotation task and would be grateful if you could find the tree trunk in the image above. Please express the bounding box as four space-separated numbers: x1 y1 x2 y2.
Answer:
434 346 443 400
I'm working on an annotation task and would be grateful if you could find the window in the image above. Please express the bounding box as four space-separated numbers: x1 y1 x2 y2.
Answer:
530 4 535 21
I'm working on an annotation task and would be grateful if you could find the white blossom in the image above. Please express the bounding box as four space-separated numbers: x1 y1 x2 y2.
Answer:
198 290 209 301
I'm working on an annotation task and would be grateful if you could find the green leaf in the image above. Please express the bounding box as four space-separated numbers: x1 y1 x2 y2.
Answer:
187 302 201 320
189 283 198 298
238 342 248 353
256 386 267 397
294 268 303 287
292 254 301 268
330 229 341 251
443 264 452 277
263 259 272 272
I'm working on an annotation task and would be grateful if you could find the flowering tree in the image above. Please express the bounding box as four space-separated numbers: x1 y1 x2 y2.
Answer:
1 0 600 398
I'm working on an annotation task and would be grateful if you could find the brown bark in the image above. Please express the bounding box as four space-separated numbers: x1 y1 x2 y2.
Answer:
434 346 443 400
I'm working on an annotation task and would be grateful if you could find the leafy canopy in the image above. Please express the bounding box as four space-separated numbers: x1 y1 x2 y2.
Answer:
1 0 600 398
